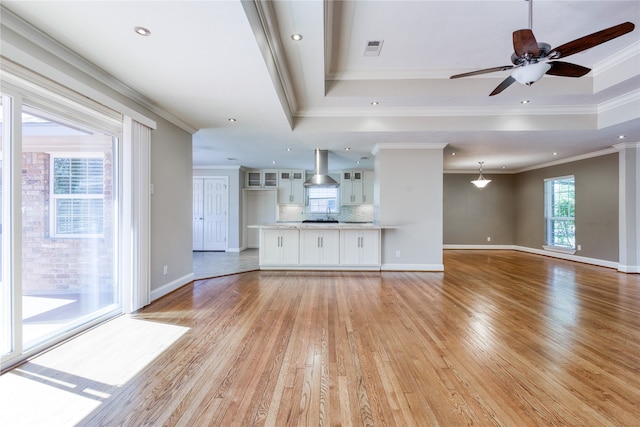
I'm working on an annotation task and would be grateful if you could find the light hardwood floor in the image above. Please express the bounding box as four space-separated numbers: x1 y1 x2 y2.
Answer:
2 250 639 426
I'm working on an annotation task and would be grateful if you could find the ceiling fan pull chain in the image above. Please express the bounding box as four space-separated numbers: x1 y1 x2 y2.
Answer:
528 0 533 31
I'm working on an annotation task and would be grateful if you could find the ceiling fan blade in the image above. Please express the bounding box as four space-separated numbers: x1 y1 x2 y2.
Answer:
549 22 635 59
489 76 516 96
546 61 591 77
450 65 514 79
513 29 540 58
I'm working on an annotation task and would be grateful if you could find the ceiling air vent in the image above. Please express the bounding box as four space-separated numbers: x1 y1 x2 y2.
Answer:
364 40 384 56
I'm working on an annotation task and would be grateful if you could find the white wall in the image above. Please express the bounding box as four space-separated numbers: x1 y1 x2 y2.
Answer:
374 144 445 270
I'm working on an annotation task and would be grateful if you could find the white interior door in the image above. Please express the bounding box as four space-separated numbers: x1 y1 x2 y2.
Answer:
193 177 228 251
203 178 227 251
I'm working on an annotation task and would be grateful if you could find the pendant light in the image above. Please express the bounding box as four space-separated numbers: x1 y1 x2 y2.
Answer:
471 162 491 188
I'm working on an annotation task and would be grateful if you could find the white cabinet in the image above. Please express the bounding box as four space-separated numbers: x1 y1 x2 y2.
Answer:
246 170 278 188
278 170 304 204
260 229 299 265
340 229 380 265
300 229 340 265
341 170 373 205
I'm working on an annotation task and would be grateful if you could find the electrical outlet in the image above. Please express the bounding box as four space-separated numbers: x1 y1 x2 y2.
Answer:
396 250 401 258
577 244 582 251
487 236 491 242
163 265 168 275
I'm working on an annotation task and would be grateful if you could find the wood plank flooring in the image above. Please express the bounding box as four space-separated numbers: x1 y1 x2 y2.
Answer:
3 250 640 426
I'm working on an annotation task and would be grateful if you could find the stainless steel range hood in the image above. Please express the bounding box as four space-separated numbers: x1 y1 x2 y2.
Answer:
303 149 339 188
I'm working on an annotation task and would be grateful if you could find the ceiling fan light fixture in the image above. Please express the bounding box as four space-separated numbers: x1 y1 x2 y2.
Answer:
512 62 551 85
471 162 492 189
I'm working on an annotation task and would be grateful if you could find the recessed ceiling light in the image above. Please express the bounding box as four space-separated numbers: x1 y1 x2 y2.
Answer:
618 135 626 139
272 160 277 164
228 118 236 122
286 148 292 152
521 99 530 104
133 26 151 36
371 101 379 106
356 161 360 164
553 152 558 156
345 147 351 151
291 34 303 41
451 152 456 156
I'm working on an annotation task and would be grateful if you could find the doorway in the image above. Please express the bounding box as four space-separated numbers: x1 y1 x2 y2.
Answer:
193 177 228 251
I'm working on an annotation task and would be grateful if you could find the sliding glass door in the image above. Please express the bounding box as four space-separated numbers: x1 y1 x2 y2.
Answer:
1 89 121 367
21 106 119 349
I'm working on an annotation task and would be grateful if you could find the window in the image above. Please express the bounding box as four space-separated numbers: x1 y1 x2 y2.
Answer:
50 155 105 237
306 187 339 214
544 176 575 249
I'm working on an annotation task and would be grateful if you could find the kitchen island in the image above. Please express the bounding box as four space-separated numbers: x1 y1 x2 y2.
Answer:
250 222 396 271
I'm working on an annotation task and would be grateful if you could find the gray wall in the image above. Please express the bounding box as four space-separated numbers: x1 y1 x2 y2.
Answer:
150 118 193 291
376 147 443 269
443 153 619 262
514 153 619 261
443 173 515 245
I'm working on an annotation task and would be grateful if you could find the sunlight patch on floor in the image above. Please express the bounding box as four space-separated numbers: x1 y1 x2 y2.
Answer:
0 315 189 426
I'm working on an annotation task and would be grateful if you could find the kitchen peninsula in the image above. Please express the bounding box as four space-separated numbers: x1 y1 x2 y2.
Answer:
251 222 397 271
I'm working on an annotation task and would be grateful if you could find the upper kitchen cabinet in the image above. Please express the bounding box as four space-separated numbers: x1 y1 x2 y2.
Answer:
341 170 374 205
246 170 278 188
278 170 304 204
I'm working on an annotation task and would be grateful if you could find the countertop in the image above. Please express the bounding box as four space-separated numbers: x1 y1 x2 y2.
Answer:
248 222 398 229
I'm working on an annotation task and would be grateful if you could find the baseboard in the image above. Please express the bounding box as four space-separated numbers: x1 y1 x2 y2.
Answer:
226 247 242 253
443 244 620 270
443 244 515 250
151 273 194 302
618 264 640 273
381 263 444 272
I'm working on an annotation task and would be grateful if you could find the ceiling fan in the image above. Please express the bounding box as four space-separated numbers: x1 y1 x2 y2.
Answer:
450 0 635 96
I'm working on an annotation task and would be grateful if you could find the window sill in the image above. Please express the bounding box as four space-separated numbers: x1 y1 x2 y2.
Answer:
542 245 576 255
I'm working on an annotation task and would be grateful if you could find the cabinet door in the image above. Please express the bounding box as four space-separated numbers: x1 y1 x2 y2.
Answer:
339 230 360 264
359 230 380 265
247 171 262 187
277 173 291 204
261 229 299 265
290 171 304 204
340 229 380 265
341 173 355 205
278 170 304 204
261 229 283 265
280 229 300 264
300 229 339 265
264 171 278 187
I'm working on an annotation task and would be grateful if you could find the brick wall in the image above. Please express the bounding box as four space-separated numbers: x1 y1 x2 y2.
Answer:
21 151 115 295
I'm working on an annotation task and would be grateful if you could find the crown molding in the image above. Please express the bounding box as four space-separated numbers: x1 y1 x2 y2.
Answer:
245 0 297 127
598 89 640 114
593 40 640 76
514 147 620 173
372 142 447 155
0 5 197 134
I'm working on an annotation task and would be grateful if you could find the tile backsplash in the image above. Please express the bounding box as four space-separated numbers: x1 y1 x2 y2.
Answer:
278 204 374 223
